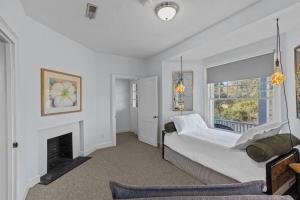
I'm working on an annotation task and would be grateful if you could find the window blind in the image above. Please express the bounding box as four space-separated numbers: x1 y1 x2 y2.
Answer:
206 53 274 83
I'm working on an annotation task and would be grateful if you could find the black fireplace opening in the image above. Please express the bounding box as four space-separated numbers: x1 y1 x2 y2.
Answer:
47 132 73 171
40 132 91 185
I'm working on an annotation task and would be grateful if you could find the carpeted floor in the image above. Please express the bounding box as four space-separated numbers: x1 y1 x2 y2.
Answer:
26 132 202 200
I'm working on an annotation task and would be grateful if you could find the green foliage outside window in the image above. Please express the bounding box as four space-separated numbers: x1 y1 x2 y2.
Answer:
210 77 273 124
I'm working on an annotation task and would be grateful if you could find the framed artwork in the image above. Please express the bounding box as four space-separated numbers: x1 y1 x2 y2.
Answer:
172 71 193 111
295 45 300 118
41 68 82 116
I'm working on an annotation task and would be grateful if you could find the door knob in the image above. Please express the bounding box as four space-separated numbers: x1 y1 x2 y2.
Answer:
153 116 158 119
13 142 18 148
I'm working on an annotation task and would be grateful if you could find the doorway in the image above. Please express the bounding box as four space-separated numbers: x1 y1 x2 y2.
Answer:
114 77 138 143
0 18 18 200
111 75 158 147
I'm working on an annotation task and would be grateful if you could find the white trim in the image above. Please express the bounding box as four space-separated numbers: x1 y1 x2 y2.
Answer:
138 135 157 147
0 16 18 200
22 176 40 200
27 176 40 190
84 141 113 156
111 74 140 146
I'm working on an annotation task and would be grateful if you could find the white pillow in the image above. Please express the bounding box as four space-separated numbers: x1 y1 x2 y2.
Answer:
233 122 287 149
170 113 208 135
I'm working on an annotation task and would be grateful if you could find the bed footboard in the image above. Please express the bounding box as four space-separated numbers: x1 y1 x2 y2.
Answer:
266 148 299 195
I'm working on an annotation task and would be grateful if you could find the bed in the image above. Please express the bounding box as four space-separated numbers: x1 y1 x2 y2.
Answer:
162 128 299 195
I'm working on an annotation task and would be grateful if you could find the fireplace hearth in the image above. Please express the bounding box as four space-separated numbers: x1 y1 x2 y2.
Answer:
40 133 90 185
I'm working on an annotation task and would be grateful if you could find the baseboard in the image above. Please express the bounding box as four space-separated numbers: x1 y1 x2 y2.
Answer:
22 176 40 200
84 141 113 156
139 135 158 147
28 176 40 188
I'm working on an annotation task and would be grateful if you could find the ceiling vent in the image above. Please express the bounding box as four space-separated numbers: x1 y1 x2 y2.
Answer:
138 0 153 6
85 3 98 19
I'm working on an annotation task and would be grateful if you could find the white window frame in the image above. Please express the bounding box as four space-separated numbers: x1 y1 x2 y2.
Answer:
131 82 138 108
205 78 281 129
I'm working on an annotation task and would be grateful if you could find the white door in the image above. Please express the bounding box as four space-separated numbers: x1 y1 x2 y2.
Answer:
0 41 7 200
138 76 158 147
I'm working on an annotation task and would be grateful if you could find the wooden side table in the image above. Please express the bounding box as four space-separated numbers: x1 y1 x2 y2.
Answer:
289 163 300 200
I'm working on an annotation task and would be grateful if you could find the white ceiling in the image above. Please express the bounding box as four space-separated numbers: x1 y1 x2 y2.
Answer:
20 0 260 58
169 0 300 62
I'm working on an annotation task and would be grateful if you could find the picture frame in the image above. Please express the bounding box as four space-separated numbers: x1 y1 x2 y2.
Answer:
41 68 82 116
172 71 193 111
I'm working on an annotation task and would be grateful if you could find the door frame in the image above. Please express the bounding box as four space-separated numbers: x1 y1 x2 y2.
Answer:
0 16 18 200
111 74 140 146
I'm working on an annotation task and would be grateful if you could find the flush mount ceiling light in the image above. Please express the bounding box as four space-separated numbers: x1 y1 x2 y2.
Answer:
155 2 179 21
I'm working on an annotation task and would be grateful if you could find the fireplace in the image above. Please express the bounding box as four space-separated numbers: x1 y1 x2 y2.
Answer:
47 133 73 171
40 131 90 185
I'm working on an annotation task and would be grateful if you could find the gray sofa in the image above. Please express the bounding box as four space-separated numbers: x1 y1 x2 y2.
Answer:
109 181 293 200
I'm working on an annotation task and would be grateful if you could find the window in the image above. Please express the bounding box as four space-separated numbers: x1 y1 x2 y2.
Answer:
131 83 138 108
208 77 273 133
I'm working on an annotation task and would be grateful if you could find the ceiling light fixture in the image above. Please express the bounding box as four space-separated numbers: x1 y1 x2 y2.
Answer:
155 2 179 22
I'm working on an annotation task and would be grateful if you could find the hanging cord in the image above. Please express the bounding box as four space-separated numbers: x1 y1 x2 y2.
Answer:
276 18 294 148
180 56 183 115
180 56 183 81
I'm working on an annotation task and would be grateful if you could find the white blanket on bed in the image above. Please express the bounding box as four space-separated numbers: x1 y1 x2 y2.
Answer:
164 129 267 183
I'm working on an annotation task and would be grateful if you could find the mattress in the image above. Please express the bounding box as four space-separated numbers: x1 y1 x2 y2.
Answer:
164 129 267 183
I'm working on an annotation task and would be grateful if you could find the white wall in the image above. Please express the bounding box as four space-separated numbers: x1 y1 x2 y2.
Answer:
162 61 205 123
281 27 300 139
116 79 130 133
0 0 147 199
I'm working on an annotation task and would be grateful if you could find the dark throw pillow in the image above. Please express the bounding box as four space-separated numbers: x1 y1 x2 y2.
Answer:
109 181 265 199
246 134 300 162
164 122 177 133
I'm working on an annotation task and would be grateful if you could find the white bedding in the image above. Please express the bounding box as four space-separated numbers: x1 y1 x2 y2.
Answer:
164 128 267 183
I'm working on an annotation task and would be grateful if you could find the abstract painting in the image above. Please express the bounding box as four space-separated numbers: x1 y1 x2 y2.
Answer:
172 71 193 111
41 68 82 116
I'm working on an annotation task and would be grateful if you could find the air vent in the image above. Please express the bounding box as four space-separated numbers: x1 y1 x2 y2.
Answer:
85 3 98 19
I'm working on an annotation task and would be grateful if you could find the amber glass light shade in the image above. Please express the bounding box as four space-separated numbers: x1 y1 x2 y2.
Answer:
175 81 185 94
271 61 285 86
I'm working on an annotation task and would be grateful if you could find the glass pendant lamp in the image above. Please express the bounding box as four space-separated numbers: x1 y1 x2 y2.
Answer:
175 56 185 94
271 18 286 86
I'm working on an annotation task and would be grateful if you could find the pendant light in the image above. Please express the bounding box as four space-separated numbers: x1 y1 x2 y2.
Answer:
175 56 185 94
271 18 286 86
270 18 294 148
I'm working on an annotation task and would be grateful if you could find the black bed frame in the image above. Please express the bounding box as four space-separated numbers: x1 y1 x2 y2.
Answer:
162 130 299 195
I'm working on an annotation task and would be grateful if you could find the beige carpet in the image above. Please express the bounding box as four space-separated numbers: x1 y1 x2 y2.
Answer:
26 132 202 200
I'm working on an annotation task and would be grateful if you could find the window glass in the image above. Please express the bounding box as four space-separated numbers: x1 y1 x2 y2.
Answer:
131 83 138 108
209 77 273 133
